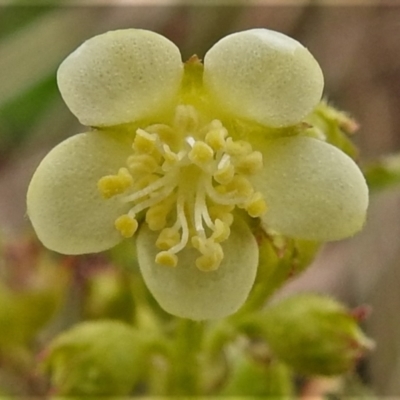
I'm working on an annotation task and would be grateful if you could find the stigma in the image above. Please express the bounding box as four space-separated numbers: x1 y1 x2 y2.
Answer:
98 105 267 271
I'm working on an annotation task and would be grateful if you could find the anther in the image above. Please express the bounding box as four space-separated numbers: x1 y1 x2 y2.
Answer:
156 228 181 250
213 163 235 185
235 151 263 175
98 168 133 199
205 126 228 151
211 219 231 242
134 129 157 153
156 251 178 268
162 144 179 171
195 243 224 272
245 192 268 218
226 175 254 197
226 138 252 157
146 200 173 231
188 141 214 166
114 214 138 238
126 154 158 175
208 204 235 226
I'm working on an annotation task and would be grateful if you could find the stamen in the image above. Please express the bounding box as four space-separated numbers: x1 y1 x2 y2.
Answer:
114 214 138 238
155 251 178 268
234 151 263 175
211 219 230 243
226 137 252 157
128 186 175 217
244 191 268 217
99 104 268 272
123 174 175 203
188 141 214 166
205 179 247 205
156 228 181 250
162 144 180 171
134 129 157 153
98 168 133 199
205 125 228 151
226 175 254 198
208 204 235 226
126 154 159 175
214 155 234 184
168 195 189 254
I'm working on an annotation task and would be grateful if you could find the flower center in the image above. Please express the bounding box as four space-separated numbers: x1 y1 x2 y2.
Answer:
97 105 267 271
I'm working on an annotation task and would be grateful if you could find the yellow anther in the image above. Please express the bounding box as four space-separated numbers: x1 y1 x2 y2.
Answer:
205 127 228 151
146 202 171 231
133 129 157 153
214 163 235 185
211 219 231 242
156 251 178 268
156 228 181 250
208 204 235 220
145 124 176 146
226 175 254 197
235 151 263 175
195 243 224 272
209 204 235 227
98 168 133 199
188 141 214 165
245 192 268 218
114 214 138 238
126 154 158 175
226 138 252 157
215 184 228 195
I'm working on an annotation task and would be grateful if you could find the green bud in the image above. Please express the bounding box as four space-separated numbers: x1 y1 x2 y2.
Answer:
42 320 145 396
246 293 374 376
221 350 294 397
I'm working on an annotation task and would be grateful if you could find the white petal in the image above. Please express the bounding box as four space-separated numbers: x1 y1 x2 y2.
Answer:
136 217 258 320
27 131 132 254
252 136 368 241
203 29 324 127
57 29 183 126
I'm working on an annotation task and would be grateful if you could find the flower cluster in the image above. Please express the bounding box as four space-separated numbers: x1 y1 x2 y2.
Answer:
27 29 368 320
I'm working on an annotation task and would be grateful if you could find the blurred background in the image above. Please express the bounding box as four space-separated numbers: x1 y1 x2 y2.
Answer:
0 0 400 396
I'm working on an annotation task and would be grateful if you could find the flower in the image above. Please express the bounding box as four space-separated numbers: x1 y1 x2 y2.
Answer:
27 29 368 320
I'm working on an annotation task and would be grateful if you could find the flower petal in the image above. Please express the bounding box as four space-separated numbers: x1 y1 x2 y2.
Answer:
27 131 132 254
57 29 183 127
136 216 258 320
252 136 368 241
203 29 324 127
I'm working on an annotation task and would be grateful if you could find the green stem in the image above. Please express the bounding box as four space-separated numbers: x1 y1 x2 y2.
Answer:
170 318 203 396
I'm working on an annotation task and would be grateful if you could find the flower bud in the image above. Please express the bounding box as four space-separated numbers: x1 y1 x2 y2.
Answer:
42 321 145 396
250 293 374 376
221 350 294 397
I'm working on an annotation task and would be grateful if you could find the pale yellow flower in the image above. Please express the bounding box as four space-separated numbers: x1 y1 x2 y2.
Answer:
27 29 368 320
